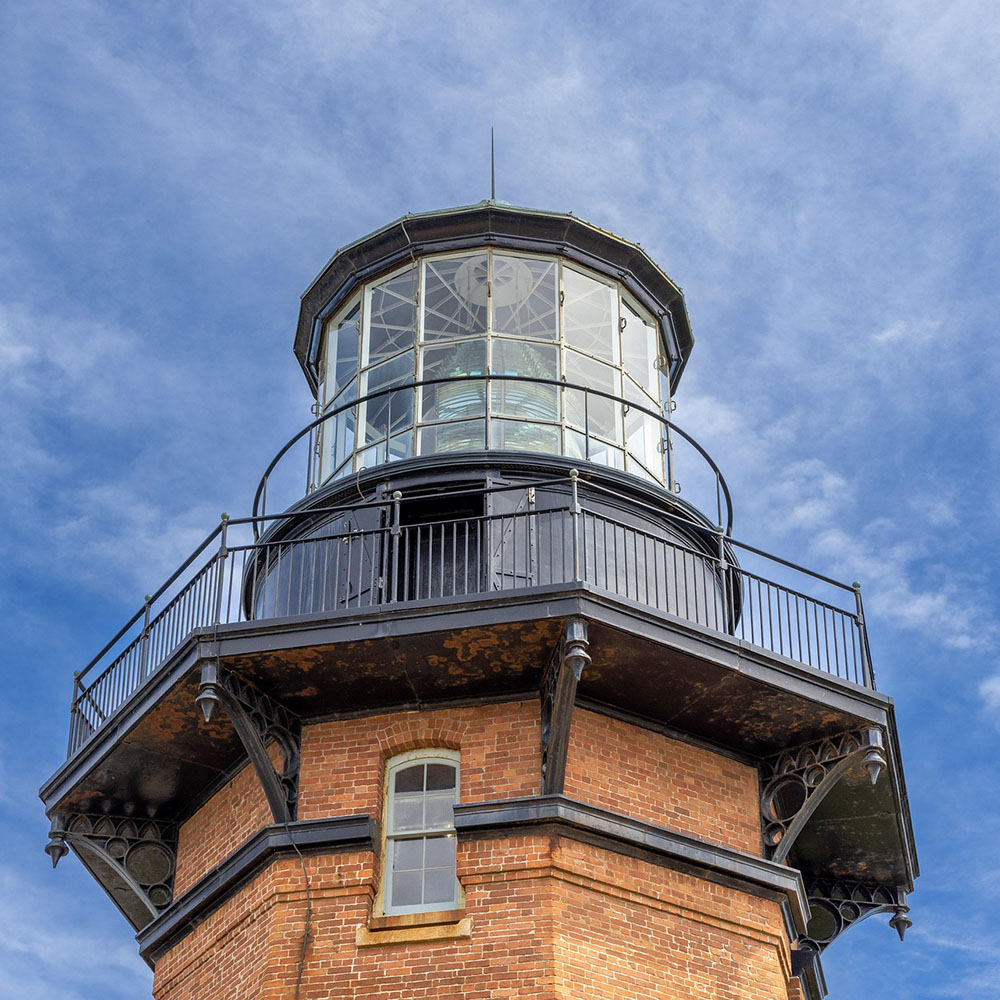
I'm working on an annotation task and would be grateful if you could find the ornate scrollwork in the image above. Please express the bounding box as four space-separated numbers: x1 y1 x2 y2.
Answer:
45 812 177 927
799 878 911 952
760 728 887 865
196 662 301 824
541 618 590 795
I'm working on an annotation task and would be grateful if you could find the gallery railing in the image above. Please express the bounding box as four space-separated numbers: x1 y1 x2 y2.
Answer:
65 477 875 758
251 376 736 537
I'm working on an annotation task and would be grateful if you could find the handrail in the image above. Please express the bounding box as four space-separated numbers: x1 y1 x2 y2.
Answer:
65 485 875 760
250 375 735 538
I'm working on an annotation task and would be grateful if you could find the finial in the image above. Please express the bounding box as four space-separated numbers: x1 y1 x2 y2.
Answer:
889 905 912 941
490 127 496 201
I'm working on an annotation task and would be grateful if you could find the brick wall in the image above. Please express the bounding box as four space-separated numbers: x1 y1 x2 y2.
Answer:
564 707 762 855
161 700 790 999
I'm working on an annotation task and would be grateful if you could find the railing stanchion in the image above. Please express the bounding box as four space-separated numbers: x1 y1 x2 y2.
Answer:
854 582 875 688
138 594 152 679
213 514 230 625
716 525 730 634
570 469 581 584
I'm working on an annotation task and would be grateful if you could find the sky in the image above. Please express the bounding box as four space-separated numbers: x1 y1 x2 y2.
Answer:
1 1 998 997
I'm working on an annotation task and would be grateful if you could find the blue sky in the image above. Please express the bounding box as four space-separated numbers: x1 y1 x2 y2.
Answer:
2 1 998 996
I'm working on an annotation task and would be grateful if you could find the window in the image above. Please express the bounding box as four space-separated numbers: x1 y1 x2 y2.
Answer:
382 751 461 914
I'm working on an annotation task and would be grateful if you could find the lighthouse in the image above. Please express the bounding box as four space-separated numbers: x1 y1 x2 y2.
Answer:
41 202 917 999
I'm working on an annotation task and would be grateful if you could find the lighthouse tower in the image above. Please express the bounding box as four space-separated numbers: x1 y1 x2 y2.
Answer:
41 203 917 999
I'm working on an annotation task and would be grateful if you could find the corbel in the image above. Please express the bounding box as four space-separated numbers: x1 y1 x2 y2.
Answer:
540 617 591 795
760 728 887 865
196 661 301 824
799 878 912 953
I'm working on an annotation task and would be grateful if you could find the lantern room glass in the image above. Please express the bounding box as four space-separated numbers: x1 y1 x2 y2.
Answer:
317 251 671 486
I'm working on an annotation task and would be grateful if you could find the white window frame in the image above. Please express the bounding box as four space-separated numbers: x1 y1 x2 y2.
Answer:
380 748 462 916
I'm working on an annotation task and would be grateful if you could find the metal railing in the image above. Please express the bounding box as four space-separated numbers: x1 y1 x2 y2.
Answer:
65 480 874 758
251 376 736 538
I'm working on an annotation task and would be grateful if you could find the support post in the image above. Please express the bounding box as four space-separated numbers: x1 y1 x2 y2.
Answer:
541 618 591 795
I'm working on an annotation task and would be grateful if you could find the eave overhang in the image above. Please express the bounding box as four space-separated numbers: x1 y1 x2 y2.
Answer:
294 201 695 395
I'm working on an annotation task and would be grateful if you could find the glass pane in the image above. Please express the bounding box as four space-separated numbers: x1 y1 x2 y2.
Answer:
626 408 664 483
424 791 455 828
420 341 487 422
392 838 423 871
325 304 361 403
621 300 659 396
368 266 417 364
423 867 456 906
426 763 456 791
424 835 457 868
362 354 415 444
423 255 488 341
563 267 618 362
491 340 559 420
492 419 561 455
392 796 424 832
587 441 625 471
564 353 622 443
420 420 486 455
388 430 413 462
320 405 357 481
391 870 422 908
492 256 558 341
395 764 424 793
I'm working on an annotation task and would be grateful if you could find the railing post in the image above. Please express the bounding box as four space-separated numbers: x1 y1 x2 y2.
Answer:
569 469 581 584
716 525 730 634
139 594 153 679
67 671 82 757
213 514 230 626
853 582 875 688
390 490 402 603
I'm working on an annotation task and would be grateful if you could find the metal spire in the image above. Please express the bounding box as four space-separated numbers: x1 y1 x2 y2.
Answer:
491 127 495 201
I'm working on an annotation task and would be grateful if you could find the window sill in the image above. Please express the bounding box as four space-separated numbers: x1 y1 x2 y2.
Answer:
357 910 471 947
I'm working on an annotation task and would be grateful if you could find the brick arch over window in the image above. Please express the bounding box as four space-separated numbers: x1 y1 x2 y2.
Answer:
377 718 469 760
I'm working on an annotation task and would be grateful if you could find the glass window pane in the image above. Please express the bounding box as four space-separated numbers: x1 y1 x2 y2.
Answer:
425 763 456 791
420 420 486 455
621 300 659 396
423 866 456 906
420 341 486 422
368 266 417 364
362 354 415 445
424 791 455 828
491 340 559 420
325 304 361 403
392 795 424 832
320 405 357 481
392 838 424 872
563 267 618 362
391 870 422 908
423 255 488 341
424 835 457 869
395 764 425 793
492 256 558 341
491 419 561 455
388 430 413 462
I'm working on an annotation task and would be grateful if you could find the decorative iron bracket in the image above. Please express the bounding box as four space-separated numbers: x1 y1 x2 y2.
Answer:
541 618 590 795
45 812 178 928
799 878 911 952
760 728 887 865
196 662 301 824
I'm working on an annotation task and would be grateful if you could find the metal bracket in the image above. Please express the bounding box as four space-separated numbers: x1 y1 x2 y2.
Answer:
540 618 591 795
196 662 301 824
799 878 911 952
760 728 887 865
45 812 178 928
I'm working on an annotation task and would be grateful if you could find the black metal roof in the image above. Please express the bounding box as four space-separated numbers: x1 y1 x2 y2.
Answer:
294 201 695 395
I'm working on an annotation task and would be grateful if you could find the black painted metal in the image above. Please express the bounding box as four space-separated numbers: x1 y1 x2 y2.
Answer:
294 203 695 393
540 618 590 794
799 878 911 953
46 813 178 930
196 663 301 823
760 729 887 865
